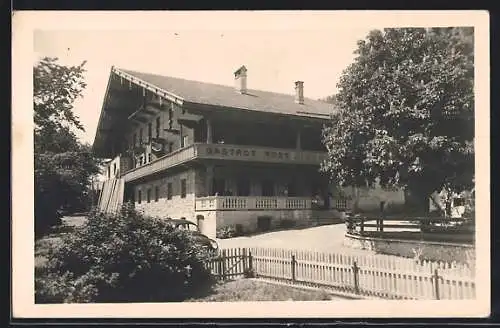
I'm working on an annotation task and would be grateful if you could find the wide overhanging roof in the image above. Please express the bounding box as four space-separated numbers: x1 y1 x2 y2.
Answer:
92 67 338 158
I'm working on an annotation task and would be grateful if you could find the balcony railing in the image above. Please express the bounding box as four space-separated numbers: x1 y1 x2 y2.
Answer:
122 145 197 182
195 196 313 211
122 143 327 182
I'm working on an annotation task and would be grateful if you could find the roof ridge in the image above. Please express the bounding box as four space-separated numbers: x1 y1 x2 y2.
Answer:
116 67 330 104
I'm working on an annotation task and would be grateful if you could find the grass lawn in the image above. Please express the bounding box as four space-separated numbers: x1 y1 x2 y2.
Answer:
185 279 342 302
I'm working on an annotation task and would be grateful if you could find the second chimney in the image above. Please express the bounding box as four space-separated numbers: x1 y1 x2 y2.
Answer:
295 81 304 104
234 65 247 94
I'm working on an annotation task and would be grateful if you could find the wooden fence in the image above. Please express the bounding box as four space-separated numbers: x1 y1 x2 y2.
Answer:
208 247 475 300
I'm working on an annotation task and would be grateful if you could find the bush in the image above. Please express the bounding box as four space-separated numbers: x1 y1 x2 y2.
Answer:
36 204 215 303
216 225 238 239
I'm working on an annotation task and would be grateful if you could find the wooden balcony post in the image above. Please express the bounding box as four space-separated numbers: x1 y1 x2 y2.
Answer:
206 164 214 196
296 129 301 150
206 118 213 144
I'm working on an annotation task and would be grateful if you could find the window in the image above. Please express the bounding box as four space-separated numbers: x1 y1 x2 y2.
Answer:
148 153 152 163
154 186 159 202
139 128 143 144
311 182 320 196
181 135 189 148
138 190 142 204
147 189 151 203
167 183 173 200
155 117 160 138
113 163 117 175
133 133 137 147
168 142 173 153
148 122 152 142
237 179 250 196
180 179 187 198
287 181 297 197
262 180 274 196
213 178 225 196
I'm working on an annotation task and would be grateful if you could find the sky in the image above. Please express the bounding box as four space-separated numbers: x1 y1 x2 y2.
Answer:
33 15 385 145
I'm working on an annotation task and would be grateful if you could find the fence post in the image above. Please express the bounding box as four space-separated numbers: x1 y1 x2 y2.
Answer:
353 261 360 294
379 201 385 232
248 250 254 277
433 268 440 300
291 254 296 282
221 249 227 281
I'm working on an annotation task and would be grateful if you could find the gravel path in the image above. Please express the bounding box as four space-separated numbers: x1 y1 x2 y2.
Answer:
216 223 379 255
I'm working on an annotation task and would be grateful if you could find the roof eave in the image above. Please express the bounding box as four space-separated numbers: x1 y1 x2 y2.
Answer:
91 66 114 156
112 67 185 106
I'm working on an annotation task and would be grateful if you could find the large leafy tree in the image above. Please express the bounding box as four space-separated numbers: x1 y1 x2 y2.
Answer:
321 27 474 213
34 57 101 234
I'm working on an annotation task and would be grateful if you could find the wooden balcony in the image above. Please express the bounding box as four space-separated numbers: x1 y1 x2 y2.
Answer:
195 143 326 165
195 196 313 211
122 143 327 182
122 145 197 182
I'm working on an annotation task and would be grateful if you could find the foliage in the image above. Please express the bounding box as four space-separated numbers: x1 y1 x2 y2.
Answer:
321 28 474 212
35 143 101 234
36 205 215 303
216 225 238 239
33 57 101 234
319 94 338 105
34 57 87 136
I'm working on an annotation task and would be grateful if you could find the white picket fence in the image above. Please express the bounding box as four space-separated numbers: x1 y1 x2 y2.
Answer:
210 247 475 300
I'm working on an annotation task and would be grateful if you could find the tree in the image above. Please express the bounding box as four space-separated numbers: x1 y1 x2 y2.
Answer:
319 94 338 105
321 28 474 213
34 57 101 234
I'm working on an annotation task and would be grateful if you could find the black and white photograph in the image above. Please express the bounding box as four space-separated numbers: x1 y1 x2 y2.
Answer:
12 10 490 318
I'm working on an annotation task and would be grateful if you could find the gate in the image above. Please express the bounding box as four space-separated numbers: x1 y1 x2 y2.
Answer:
208 248 252 280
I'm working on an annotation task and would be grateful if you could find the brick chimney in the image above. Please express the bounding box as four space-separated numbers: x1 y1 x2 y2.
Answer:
234 65 247 94
295 81 304 104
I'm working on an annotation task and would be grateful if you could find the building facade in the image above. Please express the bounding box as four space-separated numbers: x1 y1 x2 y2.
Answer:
93 65 404 238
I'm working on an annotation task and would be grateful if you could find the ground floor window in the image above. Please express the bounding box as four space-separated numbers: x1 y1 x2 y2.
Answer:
147 189 151 203
167 182 173 200
138 190 142 204
154 186 159 202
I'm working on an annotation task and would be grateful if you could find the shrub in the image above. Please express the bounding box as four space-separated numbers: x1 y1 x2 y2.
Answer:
216 225 237 239
36 204 215 303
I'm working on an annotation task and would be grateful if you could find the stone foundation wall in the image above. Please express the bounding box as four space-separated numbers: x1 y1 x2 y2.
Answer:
133 169 197 222
193 209 343 238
